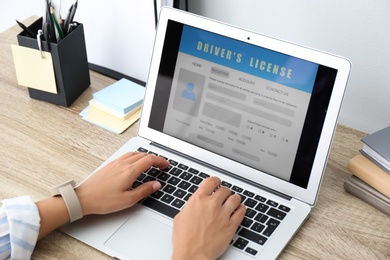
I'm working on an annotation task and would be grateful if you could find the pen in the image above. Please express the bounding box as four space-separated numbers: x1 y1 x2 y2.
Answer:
67 22 78 34
37 29 44 59
67 0 78 28
63 2 74 37
44 22 51 51
46 0 57 43
16 20 36 38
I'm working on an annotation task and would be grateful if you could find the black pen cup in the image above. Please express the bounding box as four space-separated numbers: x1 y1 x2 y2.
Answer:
17 17 90 107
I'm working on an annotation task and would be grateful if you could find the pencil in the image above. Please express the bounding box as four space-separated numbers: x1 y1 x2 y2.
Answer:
50 6 64 40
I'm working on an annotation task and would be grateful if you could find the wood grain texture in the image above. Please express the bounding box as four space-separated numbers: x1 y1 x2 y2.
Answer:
1 17 389 260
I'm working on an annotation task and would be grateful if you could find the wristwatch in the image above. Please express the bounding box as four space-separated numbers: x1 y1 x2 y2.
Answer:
49 180 83 222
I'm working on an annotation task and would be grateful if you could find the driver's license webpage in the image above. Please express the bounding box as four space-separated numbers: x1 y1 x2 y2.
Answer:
163 25 319 181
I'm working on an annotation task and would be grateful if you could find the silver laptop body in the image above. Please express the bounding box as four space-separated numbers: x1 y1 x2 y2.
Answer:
61 7 351 260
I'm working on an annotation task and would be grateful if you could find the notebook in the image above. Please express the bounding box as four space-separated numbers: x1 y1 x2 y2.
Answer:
61 7 351 259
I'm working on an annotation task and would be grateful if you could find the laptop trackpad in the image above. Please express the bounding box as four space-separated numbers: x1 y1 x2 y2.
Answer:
104 212 173 259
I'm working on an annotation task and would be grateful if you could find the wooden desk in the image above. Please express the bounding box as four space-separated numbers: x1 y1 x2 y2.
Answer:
1 18 389 259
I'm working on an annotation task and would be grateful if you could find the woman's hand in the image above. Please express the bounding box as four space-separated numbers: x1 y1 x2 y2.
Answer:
172 176 246 260
76 152 169 215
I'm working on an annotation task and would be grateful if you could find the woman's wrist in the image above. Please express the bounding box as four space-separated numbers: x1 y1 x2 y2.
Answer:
50 180 83 222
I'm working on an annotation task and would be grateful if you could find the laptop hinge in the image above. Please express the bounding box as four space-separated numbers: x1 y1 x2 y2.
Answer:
150 142 292 201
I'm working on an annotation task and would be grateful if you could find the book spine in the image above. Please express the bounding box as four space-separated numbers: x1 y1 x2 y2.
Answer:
360 149 390 174
347 154 390 198
344 176 390 216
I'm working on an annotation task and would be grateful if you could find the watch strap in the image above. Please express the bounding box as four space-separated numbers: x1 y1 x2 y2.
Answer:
50 180 83 222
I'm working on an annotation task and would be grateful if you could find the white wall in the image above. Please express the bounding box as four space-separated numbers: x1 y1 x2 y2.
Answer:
3 0 389 134
188 0 390 134
0 0 43 32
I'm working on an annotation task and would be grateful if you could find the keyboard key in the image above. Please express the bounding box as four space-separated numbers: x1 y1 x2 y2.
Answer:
245 247 258 256
142 198 179 218
241 217 253 227
221 181 232 188
244 198 257 208
148 151 158 156
169 159 178 166
188 168 200 174
147 168 161 177
162 165 172 172
266 199 278 208
251 222 265 233
179 172 193 180
243 190 255 197
245 208 256 218
232 185 243 193
151 190 164 199
239 194 247 203
163 184 176 194
168 176 181 185
173 189 187 199
238 228 267 245
137 173 146 181
158 172 170 181
190 176 203 185
267 208 287 220
178 180 191 190
254 195 266 202
278 204 291 212
198 172 209 178
233 238 249 250
137 147 148 153
171 198 185 209
170 167 183 176
263 218 280 237
159 181 167 189
263 225 277 237
161 194 174 204
254 213 268 223
188 185 198 193
255 203 269 213
178 163 189 170
183 193 192 201
267 218 280 228
143 176 156 183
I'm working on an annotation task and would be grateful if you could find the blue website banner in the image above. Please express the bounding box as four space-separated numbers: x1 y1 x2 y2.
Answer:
179 25 319 94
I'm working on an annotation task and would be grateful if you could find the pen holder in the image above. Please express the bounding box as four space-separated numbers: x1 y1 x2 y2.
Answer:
17 17 90 107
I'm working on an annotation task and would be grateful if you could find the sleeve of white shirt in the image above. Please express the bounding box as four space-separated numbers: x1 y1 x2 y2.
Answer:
0 196 40 260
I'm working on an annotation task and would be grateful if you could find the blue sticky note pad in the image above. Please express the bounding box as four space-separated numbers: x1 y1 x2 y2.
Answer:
92 78 145 115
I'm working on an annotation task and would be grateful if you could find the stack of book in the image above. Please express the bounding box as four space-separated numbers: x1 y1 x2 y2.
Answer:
345 126 390 215
80 78 145 134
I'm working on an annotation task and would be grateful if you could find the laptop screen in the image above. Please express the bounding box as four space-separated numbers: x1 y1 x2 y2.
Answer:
148 20 338 189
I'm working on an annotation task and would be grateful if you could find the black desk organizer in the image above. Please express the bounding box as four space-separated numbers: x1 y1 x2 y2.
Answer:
17 17 90 107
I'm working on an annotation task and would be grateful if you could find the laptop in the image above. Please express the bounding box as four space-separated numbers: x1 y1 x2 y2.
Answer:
61 7 351 259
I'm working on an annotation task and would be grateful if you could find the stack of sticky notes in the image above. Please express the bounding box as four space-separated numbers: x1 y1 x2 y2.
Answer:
80 78 145 134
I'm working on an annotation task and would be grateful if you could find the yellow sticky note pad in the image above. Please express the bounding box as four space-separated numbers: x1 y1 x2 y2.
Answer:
84 106 142 134
11 44 57 94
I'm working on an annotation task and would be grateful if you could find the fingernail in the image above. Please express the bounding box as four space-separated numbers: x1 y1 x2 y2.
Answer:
152 181 161 191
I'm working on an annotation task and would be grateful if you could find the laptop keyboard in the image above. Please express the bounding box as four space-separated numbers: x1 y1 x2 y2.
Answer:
133 147 291 256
